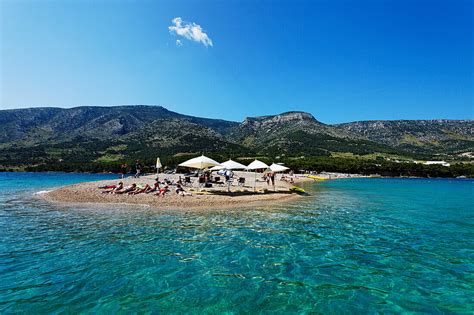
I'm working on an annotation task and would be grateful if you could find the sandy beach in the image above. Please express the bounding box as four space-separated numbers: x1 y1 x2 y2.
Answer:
41 171 367 210
41 171 309 210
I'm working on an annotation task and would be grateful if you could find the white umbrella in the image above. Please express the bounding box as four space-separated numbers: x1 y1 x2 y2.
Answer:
156 157 162 174
216 159 247 192
269 163 289 191
245 159 269 191
210 165 225 171
246 159 269 170
221 159 247 170
210 159 247 171
270 163 289 172
179 155 220 170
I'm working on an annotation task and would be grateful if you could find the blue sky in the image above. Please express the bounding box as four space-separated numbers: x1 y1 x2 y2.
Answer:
1 0 472 123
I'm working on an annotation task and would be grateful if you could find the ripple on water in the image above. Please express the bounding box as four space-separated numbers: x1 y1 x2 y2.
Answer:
0 176 473 313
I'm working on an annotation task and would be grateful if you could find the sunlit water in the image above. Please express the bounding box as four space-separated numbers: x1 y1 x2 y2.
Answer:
0 173 473 313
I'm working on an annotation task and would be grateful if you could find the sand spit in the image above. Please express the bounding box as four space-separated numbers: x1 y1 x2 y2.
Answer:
42 171 310 210
41 171 367 210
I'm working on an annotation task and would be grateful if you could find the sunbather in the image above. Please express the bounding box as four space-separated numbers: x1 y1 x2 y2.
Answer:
101 182 123 194
129 184 151 195
114 183 137 194
175 184 192 197
155 185 169 197
98 184 116 189
280 175 294 184
146 179 161 193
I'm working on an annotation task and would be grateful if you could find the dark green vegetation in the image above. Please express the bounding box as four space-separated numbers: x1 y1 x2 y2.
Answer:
338 120 474 154
1 106 473 177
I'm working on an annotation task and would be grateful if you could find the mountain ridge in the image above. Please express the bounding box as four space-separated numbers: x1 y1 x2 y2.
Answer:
2 105 469 125
0 105 472 168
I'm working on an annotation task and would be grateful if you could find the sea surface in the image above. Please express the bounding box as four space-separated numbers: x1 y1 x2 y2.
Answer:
0 172 473 313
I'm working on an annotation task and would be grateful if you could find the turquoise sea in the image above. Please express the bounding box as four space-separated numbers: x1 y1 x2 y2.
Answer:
0 172 473 313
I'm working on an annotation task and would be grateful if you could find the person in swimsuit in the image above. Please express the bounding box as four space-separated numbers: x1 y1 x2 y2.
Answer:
155 185 169 197
99 182 118 189
175 184 192 196
146 179 161 193
114 183 137 194
129 184 151 195
101 182 123 194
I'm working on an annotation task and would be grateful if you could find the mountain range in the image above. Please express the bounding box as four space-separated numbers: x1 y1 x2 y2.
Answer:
0 105 472 168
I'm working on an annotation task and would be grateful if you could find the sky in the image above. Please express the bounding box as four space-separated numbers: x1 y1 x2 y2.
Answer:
0 0 472 123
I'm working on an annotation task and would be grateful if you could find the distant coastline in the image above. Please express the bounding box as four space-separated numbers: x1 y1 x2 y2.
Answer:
1 106 472 179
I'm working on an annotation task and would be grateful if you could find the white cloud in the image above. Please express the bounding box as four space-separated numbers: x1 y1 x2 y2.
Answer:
176 39 183 46
168 17 213 47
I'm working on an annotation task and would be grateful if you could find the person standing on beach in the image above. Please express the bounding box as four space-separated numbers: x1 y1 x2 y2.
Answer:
224 169 234 182
225 169 234 192
269 172 275 188
120 164 128 179
135 160 142 178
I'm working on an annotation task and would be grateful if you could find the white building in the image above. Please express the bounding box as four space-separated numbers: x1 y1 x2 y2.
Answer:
423 161 450 167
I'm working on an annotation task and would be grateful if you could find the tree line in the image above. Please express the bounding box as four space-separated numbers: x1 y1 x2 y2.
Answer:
0 155 471 178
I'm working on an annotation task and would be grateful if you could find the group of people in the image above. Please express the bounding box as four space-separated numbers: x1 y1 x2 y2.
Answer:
120 160 144 179
280 174 295 184
263 172 276 186
98 177 191 197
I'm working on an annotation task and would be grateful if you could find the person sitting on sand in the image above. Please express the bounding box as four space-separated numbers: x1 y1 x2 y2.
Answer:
129 184 151 195
280 175 294 184
198 174 206 185
264 174 270 185
175 184 192 196
101 182 123 194
155 185 169 197
114 183 137 194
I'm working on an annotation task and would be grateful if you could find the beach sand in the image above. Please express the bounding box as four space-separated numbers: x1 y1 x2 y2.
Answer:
41 171 367 210
42 171 311 210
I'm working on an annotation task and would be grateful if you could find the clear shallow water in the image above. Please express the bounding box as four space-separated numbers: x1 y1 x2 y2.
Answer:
0 173 473 313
